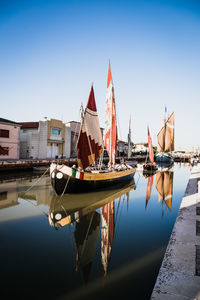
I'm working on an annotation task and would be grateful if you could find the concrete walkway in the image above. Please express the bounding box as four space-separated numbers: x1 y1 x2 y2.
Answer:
151 165 200 300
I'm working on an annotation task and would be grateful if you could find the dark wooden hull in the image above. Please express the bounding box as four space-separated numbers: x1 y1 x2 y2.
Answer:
50 164 135 194
156 153 174 167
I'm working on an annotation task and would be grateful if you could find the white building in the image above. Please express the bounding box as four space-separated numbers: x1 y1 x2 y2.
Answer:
20 119 71 159
132 143 148 153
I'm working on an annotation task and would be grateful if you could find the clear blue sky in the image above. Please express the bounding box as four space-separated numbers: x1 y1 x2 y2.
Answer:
1 0 200 150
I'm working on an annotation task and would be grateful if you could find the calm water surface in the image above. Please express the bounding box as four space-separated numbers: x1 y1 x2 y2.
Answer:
0 163 190 299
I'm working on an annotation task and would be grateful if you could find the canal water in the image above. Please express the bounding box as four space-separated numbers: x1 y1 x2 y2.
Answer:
0 163 190 300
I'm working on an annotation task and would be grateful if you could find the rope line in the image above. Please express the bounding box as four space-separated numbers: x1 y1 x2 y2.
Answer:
60 175 70 197
24 167 50 194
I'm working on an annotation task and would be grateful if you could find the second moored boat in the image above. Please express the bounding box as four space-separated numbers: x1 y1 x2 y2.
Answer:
156 109 175 166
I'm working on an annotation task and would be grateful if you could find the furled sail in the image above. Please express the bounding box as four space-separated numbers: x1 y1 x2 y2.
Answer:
147 126 154 164
77 85 103 169
157 112 174 152
128 116 132 159
104 62 117 167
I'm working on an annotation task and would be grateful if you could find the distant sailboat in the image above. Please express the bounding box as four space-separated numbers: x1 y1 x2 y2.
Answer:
156 109 174 166
126 116 137 168
50 63 135 194
143 126 157 173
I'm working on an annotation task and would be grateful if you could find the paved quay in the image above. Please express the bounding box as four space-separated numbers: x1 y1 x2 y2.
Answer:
151 165 200 300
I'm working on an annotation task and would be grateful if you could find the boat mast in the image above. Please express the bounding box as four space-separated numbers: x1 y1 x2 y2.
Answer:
110 88 113 166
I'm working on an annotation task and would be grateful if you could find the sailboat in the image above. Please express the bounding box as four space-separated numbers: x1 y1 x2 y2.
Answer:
50 63 135 194
143 126 157 173
127 116 132 159
156 110 174 166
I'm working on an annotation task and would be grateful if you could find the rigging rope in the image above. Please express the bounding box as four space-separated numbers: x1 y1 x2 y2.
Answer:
24 166 50 194
60 175 70 197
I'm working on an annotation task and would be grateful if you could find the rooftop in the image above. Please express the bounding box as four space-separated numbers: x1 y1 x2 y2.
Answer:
20 122 39 128
0 117 21 126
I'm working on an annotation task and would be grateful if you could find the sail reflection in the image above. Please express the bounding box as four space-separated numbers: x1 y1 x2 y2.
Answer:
49 181 135 283
145 175 154 209
156 170 174 214
101 201 114 277
144 169 174 214
74 211 100 284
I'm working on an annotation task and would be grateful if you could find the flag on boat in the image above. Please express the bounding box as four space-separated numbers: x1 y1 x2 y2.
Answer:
77 85 103 170
147 126 154 164
104 62 117 167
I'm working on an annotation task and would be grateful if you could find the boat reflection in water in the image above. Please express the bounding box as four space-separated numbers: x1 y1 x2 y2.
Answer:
49 180 136 283
145 169 174 215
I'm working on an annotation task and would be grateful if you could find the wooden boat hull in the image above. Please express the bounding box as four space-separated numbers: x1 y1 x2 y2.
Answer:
50 163 135 194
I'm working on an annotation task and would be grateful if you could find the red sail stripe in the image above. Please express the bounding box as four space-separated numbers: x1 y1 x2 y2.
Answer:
77 85 103 169
107 61 112 88
86 85 97 112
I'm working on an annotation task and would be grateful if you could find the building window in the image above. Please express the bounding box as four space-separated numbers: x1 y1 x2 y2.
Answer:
51 128 61 135
0 129 9 138
0 147 9 156
0 192 7 201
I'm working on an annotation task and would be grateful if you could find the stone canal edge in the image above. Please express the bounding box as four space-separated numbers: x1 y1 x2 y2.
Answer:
151 165 200 300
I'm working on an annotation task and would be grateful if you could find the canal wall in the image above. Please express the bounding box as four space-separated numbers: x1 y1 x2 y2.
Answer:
0 155 190 173
151 165 200 300
0 158 78 171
